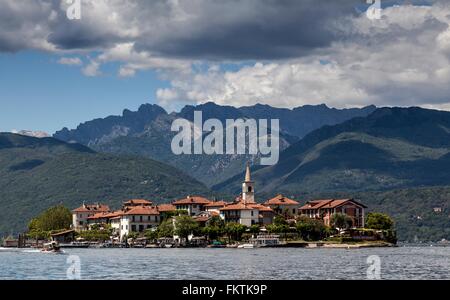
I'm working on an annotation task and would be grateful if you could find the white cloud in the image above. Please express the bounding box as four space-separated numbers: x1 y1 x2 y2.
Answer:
155 3 450 109
82 60 101 77
58 57 82 66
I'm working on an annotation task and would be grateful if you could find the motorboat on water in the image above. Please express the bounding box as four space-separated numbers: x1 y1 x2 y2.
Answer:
237 243 255 249
41 241 63 253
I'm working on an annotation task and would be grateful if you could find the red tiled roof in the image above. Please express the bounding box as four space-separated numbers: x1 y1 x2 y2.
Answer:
124 199 153 206
264 195 300 206
194 216 210 222
72 204 110 213
157 204 177 212
173 196 212 205
220 203 254 211
87 212 110 220
250 204 274 212
205 201 229 208
103 210 124 218
124 206 160 215
300 199 367 210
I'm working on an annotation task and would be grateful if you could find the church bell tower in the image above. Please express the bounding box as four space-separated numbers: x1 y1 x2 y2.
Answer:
242 163 255 204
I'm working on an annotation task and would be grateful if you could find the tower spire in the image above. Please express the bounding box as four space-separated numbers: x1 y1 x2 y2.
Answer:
242 163 255 204
245 162 252 182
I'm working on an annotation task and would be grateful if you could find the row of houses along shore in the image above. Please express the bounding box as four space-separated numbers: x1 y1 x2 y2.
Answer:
72 165 367 242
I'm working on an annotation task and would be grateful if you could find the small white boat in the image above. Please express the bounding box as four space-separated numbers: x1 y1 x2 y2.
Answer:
238 243 255 249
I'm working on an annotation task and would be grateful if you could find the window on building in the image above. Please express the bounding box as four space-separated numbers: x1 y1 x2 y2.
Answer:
131 225 136 232
139 225 144 232
132 216 136 222
248 186 252 192
140 216 143 222
293 209 296 214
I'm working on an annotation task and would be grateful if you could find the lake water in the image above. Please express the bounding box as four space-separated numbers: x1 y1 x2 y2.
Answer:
1 246 449 280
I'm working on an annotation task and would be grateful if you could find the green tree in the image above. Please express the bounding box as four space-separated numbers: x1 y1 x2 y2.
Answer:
27 218 49 240
127 232 139 240
161 210 188 220
366 212 394 230
330 213 353 230
144 229 158 241
249 224 260 235
174 215 199 241
208 216 225 228
28 205 72 234
224 223 247 242
79 230 110 242
157 219 174 238
202 216 225 241
296 216 329 241
273 215 288 226
202 226 222 241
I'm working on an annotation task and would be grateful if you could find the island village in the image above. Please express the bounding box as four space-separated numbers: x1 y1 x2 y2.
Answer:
3 165 396 250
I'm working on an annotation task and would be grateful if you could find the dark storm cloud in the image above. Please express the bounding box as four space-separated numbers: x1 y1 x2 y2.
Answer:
135 0 359 60
0 0 360 59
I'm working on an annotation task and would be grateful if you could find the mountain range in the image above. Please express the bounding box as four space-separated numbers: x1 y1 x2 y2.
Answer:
54 102 376 186
215 107 450 195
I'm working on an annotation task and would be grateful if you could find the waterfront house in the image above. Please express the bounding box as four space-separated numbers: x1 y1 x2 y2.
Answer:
263 195 300 216
72 203 110 231
299 199 367 228
119 206 160 240
86 212 111 228
173 196 212 216
220 203 260 226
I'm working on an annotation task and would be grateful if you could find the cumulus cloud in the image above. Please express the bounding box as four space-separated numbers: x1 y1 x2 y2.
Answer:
58 57 82 66
82 60 101 77
155 2 450 109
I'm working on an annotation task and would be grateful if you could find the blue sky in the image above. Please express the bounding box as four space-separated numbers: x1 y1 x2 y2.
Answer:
0 51 167 133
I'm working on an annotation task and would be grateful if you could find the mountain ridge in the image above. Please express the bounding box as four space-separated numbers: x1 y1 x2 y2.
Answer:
53 102 376 186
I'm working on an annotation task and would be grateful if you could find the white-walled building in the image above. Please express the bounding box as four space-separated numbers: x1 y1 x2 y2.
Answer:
173 196 212 216
220 203 260 226
119 206 161 240
72 203 110 231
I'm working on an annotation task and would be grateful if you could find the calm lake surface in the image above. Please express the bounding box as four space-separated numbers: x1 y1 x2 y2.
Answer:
1 246 449 280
